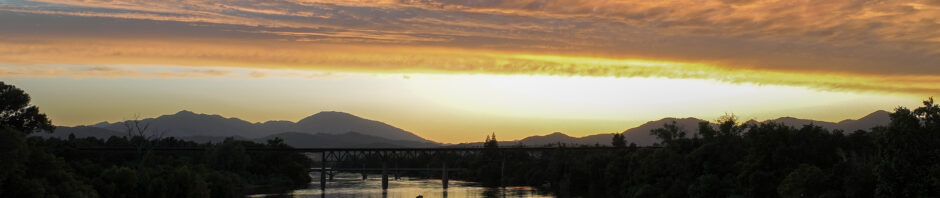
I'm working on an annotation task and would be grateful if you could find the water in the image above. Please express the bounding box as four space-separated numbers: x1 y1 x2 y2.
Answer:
261 173 553 198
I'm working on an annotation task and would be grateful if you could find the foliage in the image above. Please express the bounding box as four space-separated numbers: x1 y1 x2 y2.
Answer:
0 82 54 133
484 133 498 149
9 135 313 197
0 81 311 197
777 164 824 198
4 80 940 197
440 98 940 198
649 121 686 146
612 133 626 147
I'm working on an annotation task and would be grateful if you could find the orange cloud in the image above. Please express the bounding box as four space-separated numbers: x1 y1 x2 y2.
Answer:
1 0 939 95
3 0 938 75
1 37 938 95
0 65 236 79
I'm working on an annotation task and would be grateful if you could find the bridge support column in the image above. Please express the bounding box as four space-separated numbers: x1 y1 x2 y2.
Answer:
425 164 431 179
361 164 367 180
394 163 400 180
442 162 449 189
320 152 326 190
500 160 505 188
382 162 389 190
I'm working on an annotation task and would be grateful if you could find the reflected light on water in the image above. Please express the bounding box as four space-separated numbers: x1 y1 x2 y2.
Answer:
275 173 552 198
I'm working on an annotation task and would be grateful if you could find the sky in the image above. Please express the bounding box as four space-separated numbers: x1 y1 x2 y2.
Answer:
1 0 937 143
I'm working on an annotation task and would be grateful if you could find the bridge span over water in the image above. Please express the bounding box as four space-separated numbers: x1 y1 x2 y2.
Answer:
80 146 646 190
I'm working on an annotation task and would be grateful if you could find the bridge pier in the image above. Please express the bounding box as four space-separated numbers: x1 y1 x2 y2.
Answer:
394 163 400 180
320 153 326 190
382 162 389 190
361 164 367 180
425 164 431 179
442 162 448 189
500 160 505 188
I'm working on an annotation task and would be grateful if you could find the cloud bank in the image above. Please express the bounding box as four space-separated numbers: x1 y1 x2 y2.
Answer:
1 0 939 94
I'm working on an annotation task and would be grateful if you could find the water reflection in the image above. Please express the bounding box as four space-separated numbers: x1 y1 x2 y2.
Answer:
285 173 552 198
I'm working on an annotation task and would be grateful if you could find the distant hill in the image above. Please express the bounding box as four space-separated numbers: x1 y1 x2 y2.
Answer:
513 132 615 146
88 110 433 142
617 111 890 146
95 110 263 138
256 132 439 148
836 110 891 131
450 117 711 147
620 117 710 146
44 110 436 146
35 126 124 139
293 111 430 143
44 110 891 148
452 111 892 147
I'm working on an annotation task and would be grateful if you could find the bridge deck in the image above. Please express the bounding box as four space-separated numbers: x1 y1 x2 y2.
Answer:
309 167 462 172
76 147 649 152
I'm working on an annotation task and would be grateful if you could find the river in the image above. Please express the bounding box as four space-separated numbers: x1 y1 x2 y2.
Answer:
254 172 553 198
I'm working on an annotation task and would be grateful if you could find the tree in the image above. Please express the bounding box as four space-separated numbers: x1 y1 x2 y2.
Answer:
0 127 28 189
875 104 939 197
612 133 626 147
778 164 824 198
484 133 499 149
208 138 249 174
0 81 54 133
120 116 166 170
650 121 686 145
716 114 744 137
914 97 940 130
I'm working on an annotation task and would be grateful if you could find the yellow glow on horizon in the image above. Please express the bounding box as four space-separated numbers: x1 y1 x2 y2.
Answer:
10 69 922 143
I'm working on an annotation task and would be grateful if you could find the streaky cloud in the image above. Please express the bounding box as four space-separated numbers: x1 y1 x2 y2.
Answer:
1 37 937 95
1 0 939 95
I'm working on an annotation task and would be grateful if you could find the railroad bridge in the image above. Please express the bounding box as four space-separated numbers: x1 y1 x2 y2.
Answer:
295 147 625 190
81 147 633 191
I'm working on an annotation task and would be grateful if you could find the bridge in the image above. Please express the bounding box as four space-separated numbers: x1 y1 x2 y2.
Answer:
80 146 642 190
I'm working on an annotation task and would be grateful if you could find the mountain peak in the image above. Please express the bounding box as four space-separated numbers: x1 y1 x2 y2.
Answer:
295 111 432 143
836 110 891 124
861 110 891 119
164 110 230 121
305 111 359 120
175 110 196 115
516 132 578 146
545 132 571 137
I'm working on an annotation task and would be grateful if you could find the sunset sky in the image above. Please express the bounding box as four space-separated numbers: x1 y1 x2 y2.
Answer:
2 0 938 143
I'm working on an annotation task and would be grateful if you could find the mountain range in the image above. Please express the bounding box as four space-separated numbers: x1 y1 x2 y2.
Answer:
39 110 892 147
453 110 892 147
39 110 437 148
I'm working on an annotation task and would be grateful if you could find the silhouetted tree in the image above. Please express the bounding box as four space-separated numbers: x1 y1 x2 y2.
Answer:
0 81 54 133
612 133 626 147
208 138 249 174
875 98 940 197
484 133 498 149
777 164 824 198
120 116 166 170
650 121 686 146
716 114 744 137
0 81 314 197
914 97 940 130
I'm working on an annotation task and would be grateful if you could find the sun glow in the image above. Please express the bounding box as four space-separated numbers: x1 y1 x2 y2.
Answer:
4 63 923 143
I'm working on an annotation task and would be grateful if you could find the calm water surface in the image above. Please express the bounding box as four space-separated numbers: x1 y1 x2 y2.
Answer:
268 173 553 198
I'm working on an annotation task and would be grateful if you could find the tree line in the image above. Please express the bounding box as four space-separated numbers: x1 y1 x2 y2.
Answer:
447 98 940 197
3 79 940 197
0 82 311 197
